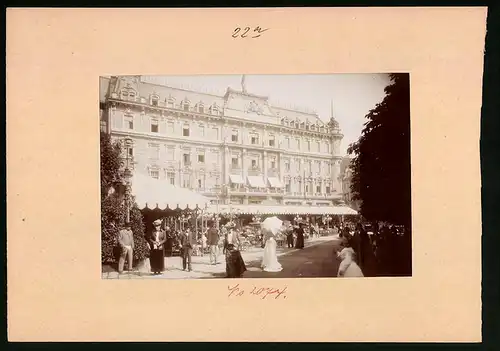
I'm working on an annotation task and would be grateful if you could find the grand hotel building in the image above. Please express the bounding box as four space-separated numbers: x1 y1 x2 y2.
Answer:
99 76 345 207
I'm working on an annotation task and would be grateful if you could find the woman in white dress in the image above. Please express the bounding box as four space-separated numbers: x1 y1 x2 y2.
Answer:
337 241 364 277
261 228 283 272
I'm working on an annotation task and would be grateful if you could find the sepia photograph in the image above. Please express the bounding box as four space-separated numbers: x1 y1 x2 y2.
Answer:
100 73 411 280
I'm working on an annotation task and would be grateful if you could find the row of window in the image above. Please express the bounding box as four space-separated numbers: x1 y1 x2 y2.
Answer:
229 157 331 175
148 169 218 189
122 115 333 153
144 143 219 165
119 89 221 115
279 118 333 133
118 89 337 134
125 143 332 175
147 169 332 194
124 140 332 174
286 181 332 195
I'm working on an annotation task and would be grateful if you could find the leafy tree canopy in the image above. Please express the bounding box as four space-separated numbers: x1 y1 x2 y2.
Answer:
348 74 411 226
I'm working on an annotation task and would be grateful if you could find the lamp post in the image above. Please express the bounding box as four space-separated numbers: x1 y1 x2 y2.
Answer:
122 137 133 223
215 183 226 230
322 215 332 229
194 207 201 237
123 168 133 223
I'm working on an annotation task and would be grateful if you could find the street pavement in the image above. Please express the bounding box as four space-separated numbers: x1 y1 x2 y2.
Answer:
102 235 342 280
243 239 342 278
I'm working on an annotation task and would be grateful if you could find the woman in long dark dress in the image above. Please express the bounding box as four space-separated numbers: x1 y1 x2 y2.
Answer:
294 223 305 249
223 227 247 278
149 219 166 275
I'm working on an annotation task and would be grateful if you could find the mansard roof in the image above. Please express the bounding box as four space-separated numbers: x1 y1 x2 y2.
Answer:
105 75 338 130
270 105 325 126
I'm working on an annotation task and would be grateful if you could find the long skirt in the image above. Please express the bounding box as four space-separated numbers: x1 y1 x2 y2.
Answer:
295 234 304 249
150 249 165 272
340 261 364 277
225 245 247 278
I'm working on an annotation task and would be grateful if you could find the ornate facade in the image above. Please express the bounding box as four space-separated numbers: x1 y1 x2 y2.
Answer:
99 75 345 206
339 156 361 211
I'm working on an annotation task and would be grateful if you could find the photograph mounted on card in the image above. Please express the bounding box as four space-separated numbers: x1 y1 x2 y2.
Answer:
7 7 486 342
100 73 411 281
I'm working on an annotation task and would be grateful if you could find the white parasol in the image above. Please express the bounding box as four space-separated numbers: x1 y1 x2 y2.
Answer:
261 216 283 235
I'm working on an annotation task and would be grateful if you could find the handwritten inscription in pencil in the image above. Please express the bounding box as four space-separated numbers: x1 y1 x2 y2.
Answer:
232 26 269 39
227 284 287 299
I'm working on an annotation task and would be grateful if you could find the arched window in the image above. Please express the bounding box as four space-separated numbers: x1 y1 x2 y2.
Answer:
210 104 219 115
120 88 137 101
150 94 159 106
182 99 190 111
196 102 205 113
167 97 175 108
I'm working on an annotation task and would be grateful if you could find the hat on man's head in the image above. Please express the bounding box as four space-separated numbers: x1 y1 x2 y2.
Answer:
153 219 162 226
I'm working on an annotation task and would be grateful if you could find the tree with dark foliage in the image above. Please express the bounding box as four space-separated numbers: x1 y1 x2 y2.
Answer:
348 74 412 276
100 132 149 264
347 74 411 227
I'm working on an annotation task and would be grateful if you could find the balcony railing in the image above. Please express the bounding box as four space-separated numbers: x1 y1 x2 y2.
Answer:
247 166 262 176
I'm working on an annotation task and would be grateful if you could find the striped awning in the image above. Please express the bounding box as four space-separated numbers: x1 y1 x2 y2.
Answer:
131 172 210 210
206 204 358 215
267 177 284 188
247 176 266 188
229 174 244 184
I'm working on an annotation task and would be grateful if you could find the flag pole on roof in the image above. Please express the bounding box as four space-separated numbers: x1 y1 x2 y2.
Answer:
241 75 247 93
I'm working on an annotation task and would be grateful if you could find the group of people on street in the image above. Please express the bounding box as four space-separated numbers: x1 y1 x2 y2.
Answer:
115 216 345 278
333 221 411 277
284 222 305 249
115 218 248 277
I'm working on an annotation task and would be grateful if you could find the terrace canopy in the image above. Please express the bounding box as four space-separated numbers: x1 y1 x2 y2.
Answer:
206 204 358 216
131 173 210 210
267 177 284 188
247 176 267 188
229 174 244 185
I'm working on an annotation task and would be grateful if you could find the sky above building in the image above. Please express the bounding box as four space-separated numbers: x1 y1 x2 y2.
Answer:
142 74 391 156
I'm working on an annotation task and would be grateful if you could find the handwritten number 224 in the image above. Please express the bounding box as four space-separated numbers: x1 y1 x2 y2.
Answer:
232 26 268 38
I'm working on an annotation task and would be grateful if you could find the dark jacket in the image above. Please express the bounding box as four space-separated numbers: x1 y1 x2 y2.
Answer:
224 231 242 251
206 227 219 246
148 230 166 250
178 232 196 249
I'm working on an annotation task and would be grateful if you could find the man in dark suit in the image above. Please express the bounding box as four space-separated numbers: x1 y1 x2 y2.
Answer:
178 228 195 271
286 225 294 248
206 223 220 265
